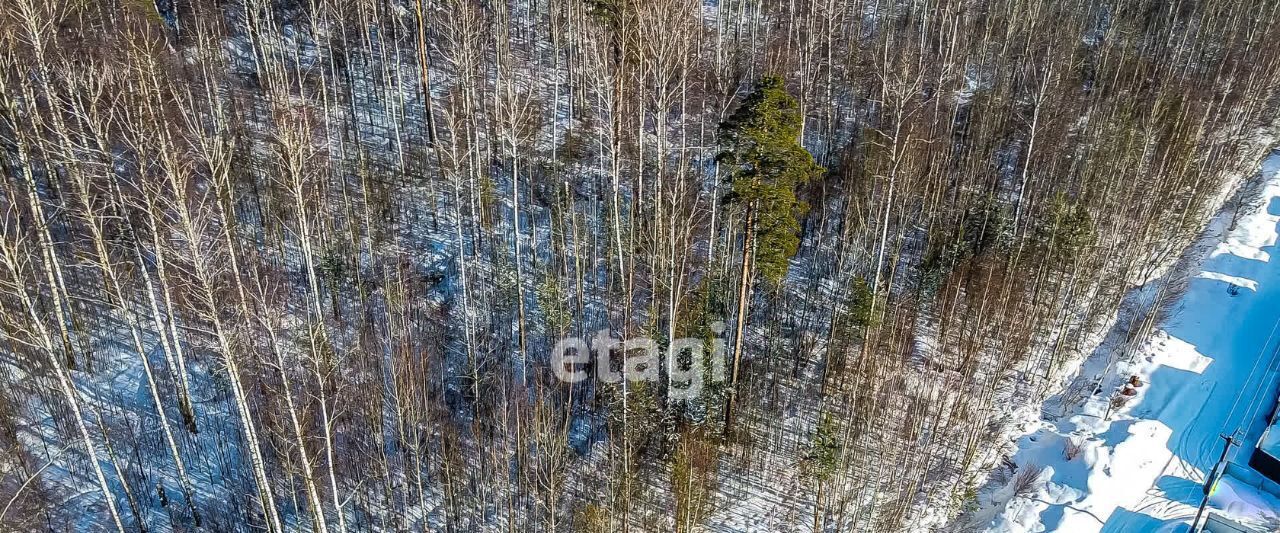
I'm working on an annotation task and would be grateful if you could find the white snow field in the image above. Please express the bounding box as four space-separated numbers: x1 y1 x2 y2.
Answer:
979 152 1280 532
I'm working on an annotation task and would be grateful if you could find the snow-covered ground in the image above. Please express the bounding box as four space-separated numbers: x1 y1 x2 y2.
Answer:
976 152 1280 532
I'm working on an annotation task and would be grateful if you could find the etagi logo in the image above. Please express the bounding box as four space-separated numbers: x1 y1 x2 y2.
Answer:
552 322 728 400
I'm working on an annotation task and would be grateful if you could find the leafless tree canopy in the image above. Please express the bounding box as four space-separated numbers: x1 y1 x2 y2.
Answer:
0 0 1278 531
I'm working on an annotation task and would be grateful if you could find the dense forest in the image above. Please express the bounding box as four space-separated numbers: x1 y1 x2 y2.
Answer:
1 0 1279 531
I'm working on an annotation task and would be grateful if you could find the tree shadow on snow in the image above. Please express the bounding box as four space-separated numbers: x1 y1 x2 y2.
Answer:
1101 507 1188 532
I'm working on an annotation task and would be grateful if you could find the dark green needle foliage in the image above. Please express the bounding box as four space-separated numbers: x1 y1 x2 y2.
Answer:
719 76 825 286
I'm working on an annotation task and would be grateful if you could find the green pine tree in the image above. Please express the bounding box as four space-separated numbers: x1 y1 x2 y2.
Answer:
1037 192 1095 260
718 76 824 436
719 75 825 286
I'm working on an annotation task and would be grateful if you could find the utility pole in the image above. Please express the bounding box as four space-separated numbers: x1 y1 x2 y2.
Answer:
1191 433 1238 533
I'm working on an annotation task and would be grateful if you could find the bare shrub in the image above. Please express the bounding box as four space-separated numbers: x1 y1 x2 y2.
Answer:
1012 464 1045 498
